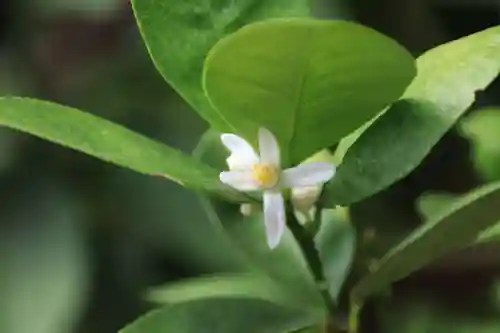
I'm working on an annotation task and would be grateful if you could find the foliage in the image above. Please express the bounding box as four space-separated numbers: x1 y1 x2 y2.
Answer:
2 1 500 333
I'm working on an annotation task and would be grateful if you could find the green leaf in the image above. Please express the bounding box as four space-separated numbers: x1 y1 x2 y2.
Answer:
326 26 500 206
460 108 500 182
146 273 294 306
418 191 500 245
120 298 320 333
193 130 325 311
351 181 500 304
131 0 310 130
416 192 459 220
315 208 355 302
203 18 416 165
0 97 243 200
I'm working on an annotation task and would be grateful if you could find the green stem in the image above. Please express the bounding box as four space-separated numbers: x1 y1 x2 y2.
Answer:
286 202 333 312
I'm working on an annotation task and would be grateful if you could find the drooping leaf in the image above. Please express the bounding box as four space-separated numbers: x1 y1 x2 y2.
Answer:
326 26 500 206
131 0 311 130
352 181 500 303
0 97 243 200
193 129 325 311
203 18 416 165
120 298 320 333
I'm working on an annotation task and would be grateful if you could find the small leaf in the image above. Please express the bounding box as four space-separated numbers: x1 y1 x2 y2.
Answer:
315 208 356 302
326 26 500 206
352 181 500 303
120 298 320 333
131 0 310 130
460 108 500 182
147 273 294 306
0 97 243 200
203 18 415 165
193 130 325 311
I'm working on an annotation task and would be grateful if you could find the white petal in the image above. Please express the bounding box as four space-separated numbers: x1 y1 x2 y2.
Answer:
258 128 280 167
220 171 259 191
221 134 259 167
263 191 286 249
226 153 252 171
282 162 336 188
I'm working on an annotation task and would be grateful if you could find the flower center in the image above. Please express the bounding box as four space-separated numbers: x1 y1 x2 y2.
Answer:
251 163 279 189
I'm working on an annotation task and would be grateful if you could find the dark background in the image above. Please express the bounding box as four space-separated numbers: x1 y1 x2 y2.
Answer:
0 1 499 332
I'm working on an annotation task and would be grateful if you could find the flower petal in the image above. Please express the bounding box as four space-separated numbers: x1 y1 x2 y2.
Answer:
258 128 280 167
282 162 336 188
263 191 286 249
221 134 259 167
226 153 252 171
220 171 259 191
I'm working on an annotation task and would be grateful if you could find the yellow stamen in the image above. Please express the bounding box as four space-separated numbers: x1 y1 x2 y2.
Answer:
251 164 279 189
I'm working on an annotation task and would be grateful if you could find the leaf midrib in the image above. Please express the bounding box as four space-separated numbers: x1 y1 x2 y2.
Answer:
288 26 314 165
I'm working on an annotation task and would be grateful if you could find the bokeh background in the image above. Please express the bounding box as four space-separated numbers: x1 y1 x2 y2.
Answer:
1 1 500 333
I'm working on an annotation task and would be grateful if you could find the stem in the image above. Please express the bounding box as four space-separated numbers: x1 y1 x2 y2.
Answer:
286 202 333 312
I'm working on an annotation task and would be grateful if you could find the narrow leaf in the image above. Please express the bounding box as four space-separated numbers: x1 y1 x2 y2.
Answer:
120 299 320 333
352 181 500 303
0 97 242 200
147 273 295 306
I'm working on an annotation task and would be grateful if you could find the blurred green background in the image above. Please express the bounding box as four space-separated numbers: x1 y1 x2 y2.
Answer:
1 1 500 333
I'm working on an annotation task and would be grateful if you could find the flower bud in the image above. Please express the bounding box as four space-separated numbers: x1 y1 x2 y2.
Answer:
240 203 259 216
291 184 322 222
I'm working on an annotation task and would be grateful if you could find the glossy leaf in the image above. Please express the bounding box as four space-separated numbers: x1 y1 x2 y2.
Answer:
193 130 325 311
120 298 320 333
131 0 310 130
352 181 500 303
326 26 500 205
203 18 416 165
0 97 243 200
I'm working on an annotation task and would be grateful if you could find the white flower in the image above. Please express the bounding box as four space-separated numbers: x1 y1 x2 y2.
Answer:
219 127 336 249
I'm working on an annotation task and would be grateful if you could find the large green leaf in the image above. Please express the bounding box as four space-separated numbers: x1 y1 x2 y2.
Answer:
326 26 500 206
351 181 500 304
203 18 416 165
193 130 325 311
120 298 320 333
131 0 310 130
0 97 243 200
